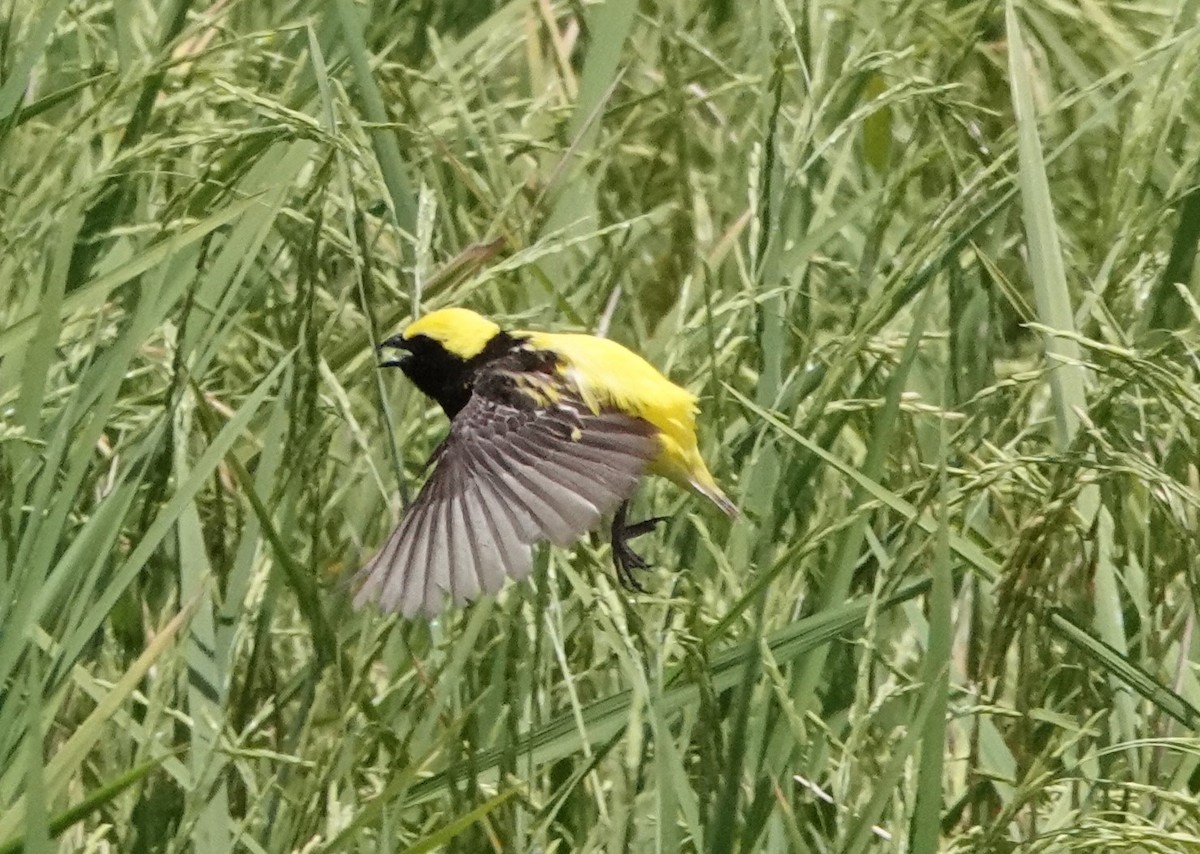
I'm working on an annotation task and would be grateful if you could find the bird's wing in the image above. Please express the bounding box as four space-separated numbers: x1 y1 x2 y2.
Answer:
353 390 659 617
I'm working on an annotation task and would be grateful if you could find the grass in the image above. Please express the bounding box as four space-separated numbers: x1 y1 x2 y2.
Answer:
2 0 1200 850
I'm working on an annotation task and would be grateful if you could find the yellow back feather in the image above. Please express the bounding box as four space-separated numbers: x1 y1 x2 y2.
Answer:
403 308 499 359
522 331 731 511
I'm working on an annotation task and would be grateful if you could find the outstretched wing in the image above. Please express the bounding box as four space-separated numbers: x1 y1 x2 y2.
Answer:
353 389 659 617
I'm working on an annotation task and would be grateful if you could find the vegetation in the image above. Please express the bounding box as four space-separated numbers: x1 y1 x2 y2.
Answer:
3 0 1200 850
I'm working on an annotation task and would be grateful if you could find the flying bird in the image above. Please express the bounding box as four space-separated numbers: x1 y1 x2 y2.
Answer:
353 307 736 617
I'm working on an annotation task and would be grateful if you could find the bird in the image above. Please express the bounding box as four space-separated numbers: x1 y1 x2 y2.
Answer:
352 307 737 617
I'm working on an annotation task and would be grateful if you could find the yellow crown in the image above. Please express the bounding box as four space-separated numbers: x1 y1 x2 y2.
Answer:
403 307 501 359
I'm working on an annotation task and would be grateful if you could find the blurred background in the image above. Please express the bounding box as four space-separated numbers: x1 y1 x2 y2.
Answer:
2 0 1200 850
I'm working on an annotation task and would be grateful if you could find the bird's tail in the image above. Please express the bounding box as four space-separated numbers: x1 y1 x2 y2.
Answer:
655 435 739 517
688 466 739 518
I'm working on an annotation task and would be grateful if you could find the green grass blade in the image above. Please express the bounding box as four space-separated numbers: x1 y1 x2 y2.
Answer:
0 0 71 123
1049 611 1200 728
332 0 418 238
1006 0 1088 448
0 195 262 360
789 285 937 709
908 424 952 851
0 598 199 845
177 489 231 852
537 0 638 275
0 755 167 854
1008 0 1138 758
1144 179 1200 331
842 677 939 854
404 581 930 806
53 351 295 676
65 0 196 287
190 378 336 666
400 788 518 854
20 650 49 854
724 385 1001 583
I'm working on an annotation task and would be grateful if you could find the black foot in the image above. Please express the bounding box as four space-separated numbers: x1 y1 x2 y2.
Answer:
610 502 669 592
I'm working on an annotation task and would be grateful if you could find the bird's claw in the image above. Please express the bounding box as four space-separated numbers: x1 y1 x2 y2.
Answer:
610 507 668 592
622 515 670 541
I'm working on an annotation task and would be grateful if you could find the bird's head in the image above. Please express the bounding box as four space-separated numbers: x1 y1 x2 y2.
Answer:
379 308 508 417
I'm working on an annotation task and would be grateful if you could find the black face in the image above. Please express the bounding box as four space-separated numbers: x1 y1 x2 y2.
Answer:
380 331 520 418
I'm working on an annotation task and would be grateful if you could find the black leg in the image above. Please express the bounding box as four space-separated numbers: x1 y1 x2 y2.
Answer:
610 501 669 591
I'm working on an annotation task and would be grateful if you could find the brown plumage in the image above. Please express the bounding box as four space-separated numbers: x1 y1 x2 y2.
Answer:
354 390 659 616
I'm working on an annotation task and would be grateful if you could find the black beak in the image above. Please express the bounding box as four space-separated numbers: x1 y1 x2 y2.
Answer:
378 335 411 369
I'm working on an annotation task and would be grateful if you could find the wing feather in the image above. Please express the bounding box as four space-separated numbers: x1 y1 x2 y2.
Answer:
507 433 634 503
457 442 543 542
399 499 434 617
457 476 504 593
447 467 481 605
493 438 606 543
354 385 659 617
505 433 616 497
372 493 421 613
357 495 415 610
460 444 535 583
423 488 453 616
374 523 410 611
466 443 581 545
